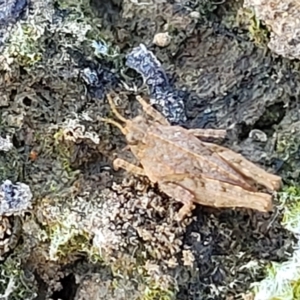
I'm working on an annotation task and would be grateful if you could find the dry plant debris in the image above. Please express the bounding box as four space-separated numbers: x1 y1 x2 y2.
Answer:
102 94 282 220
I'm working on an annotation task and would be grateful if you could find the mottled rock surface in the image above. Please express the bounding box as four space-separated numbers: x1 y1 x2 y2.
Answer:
244 0 300 60
0 0 299 299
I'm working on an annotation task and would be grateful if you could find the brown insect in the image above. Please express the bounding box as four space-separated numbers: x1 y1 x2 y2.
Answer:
101 94 282 221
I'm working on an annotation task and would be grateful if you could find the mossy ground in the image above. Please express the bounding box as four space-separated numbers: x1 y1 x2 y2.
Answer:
0 0 300 299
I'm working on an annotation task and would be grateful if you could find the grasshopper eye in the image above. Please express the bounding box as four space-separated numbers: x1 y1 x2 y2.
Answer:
126 131 144 145
126 132 139 145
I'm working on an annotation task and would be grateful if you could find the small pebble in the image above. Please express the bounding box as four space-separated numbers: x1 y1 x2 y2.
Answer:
153 32 171 48
0 136 13 152
190 11 200 19
249 129 268 142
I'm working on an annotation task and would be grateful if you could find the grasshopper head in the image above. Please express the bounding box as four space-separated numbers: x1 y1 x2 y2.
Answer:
101 94 148 145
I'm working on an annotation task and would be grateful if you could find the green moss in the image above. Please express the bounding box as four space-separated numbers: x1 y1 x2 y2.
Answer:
55 0 107 42
0 122 22 182
0 149 22 182
43 208 177 298
252 185 300 299
4 23 43 67
36 128 77 176
236 8 270 48
195 0 219 18
30 129 81 202
53 129 73 174
47 218 99 262
292 278 300 299
142 285 175 300
248 16 269 46
109 264 176 300
0 254 37 299
275 131 300 179
55 0 123 69
139 263 176 300
55 0 94 16
279 185 300 232
276 138 300 159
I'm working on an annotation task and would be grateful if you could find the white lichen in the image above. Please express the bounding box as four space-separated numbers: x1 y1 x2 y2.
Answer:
0 136 13 152
0 180 33 216
244 0 300 60
61 118 100 145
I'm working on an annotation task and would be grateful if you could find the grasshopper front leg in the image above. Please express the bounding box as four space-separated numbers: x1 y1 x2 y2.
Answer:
113 158 146 176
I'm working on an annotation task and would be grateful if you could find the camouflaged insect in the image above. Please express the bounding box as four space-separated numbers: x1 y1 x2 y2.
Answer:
102 94 282 221
126 43 187 124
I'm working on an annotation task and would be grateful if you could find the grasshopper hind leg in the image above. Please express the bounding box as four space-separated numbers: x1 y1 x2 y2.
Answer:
159 181 196 222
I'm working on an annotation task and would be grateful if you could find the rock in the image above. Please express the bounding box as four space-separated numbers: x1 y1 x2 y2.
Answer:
244 0 300 60
153 32 171 48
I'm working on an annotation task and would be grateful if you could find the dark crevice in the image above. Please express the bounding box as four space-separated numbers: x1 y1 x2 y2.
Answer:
51 274 78 300
33 272 48 300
